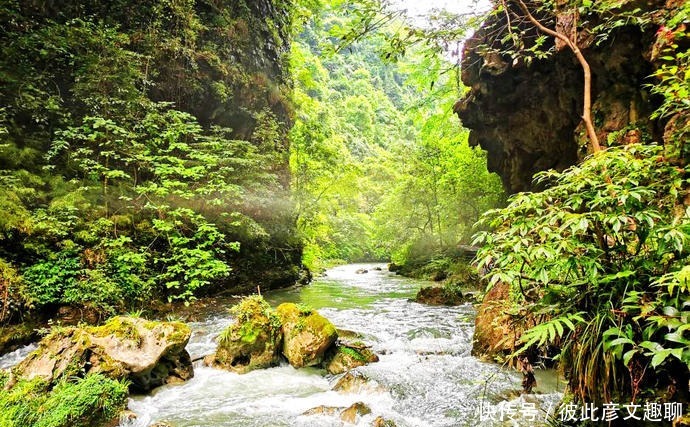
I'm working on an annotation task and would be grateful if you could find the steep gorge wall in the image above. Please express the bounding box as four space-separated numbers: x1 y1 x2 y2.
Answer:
455 0 676 193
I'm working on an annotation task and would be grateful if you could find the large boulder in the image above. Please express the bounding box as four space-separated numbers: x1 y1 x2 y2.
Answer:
12 316 192 391
205 296 283 374
276 303 337 368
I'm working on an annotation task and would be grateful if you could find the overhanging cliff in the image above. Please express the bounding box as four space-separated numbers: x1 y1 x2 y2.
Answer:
455 0 682 193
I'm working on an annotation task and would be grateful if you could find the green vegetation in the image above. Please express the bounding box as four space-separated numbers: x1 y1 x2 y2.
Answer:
473 2 689 406
289 1 504 271
0 374 128 427
0 0 303 321
222 295 282 345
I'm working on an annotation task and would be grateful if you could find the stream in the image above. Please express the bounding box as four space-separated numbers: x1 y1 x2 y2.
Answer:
0 263 563 426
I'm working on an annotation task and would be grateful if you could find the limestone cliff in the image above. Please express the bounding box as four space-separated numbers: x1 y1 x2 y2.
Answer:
455 0 683 193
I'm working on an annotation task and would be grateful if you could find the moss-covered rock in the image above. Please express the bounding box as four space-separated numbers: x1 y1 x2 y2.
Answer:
276 303 337 368
413 284 475 306
323 341 379 375
205 296 283 374
13 316 192 391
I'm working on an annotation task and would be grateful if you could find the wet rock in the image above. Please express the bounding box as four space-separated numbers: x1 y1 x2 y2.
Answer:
324 341 379 375
13 316 192 391
105 410 137 427
206 296 282 374
340 401 371 424
472 282 527 359
430 270 447 282
302 405 343 416
414 286 465 306
355 268 368 274
332 371 384 394
56 305 100 325
387 263 400 273
373 267 382 271
372 416 397 427
276 303 337 368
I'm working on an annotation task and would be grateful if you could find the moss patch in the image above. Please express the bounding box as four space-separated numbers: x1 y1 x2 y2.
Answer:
88 317 142 346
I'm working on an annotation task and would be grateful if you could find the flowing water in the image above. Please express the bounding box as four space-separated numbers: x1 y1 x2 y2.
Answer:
0 263 564 426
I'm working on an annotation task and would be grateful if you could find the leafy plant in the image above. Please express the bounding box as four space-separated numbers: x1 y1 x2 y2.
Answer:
475 143 689 403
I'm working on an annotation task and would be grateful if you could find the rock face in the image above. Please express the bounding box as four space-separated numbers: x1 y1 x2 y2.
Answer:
276 303 338 368
455 0 674 193
206 296 282 374
13 316 192 391
471 282 526 359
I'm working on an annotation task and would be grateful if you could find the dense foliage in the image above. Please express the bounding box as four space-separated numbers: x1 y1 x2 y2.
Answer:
0 373 128 427
290 1 504 270
474 1 689 407
0 0 303 320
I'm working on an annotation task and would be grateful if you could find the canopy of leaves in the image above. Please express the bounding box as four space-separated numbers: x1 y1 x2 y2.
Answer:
290 1 504 270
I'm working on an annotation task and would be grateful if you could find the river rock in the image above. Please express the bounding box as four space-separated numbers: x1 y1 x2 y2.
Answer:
302 405 343 416
206 296 282 374
372 416 397 427
332 371 384 394
13 316 192 391
473 282 527 358
414 286 465 306
340 401 371 423
105 410 137 427
276 303 337 368
324 341 379 375
355 268 368 274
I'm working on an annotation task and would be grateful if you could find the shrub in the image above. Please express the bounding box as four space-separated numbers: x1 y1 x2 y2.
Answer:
475 143 689 403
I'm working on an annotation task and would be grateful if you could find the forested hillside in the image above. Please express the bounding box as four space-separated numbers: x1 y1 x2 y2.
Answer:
0 0 302 323
290 2 504 271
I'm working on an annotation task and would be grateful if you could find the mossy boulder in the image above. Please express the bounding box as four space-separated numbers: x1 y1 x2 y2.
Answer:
12 316 192 391
205 296 283 374
324 341 379 375
276 303 337 368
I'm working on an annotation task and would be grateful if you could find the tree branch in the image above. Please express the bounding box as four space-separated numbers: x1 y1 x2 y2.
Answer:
513 0 601 154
